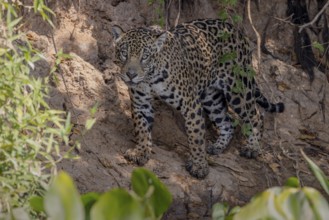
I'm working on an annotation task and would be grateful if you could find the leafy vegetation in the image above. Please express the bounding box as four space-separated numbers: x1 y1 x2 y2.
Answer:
8 152 329 220
217 0 242 24
148 0 165 27
28 168 172 220
212 151 329 220
0 0 75 215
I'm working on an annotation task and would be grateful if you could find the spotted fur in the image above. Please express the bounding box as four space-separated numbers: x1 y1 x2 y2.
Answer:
112 19 284 179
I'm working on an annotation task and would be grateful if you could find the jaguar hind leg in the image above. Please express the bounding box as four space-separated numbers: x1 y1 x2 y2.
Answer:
201 88 234 155
239 109 264 158
228 93 264 158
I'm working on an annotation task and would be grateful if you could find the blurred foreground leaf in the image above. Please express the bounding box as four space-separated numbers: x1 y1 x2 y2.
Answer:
90 189 143 220
131 168 172 218
44 172 84 220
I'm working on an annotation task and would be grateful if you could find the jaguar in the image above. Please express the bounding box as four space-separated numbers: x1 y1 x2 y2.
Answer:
111 19 284 179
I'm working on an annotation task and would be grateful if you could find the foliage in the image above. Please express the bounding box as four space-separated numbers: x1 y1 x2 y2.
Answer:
33 0 55 27
0 0 76 215
28 168 172 220
217 0 242 24
218 48 255 137
312 41 325 54
49 48 72 84
301 151 329 196
212 152 329 220
148 0 165 27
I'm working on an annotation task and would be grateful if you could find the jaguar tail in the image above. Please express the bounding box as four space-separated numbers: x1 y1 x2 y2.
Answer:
255 88 284 113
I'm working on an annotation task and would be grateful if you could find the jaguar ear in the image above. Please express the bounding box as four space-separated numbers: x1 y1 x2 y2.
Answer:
111 25 125 42
153 32 168 52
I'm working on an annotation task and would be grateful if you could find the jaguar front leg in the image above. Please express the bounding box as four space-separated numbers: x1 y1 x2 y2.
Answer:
181 98 209 179
124 84 154 165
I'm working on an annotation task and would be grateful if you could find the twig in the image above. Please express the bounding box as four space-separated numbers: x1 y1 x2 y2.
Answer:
299 0 329 33
247 0 280 102
174 0 181 27
165 0 172 31
49 32 78 120
70 0 81 40
320 84 326 123
45 0 77 118
247 0 261 65
45 0 88 151
273 15 294 24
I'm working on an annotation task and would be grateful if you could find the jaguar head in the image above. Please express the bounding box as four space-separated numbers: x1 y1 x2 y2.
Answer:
111 25 168 86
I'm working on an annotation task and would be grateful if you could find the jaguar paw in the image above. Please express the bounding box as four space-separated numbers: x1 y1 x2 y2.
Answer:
206 144 225 155
124 148 150 165
239 149 259 159
185 160 209 179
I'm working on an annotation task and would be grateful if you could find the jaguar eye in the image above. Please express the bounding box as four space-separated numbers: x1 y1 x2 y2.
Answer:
141 48 151 63
142 53 149 61
120 50 128 61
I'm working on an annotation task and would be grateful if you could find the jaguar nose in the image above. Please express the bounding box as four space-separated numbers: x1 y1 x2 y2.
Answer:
126 70 137 80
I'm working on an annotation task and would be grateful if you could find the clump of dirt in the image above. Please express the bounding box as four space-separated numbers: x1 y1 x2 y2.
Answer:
27 0 329 219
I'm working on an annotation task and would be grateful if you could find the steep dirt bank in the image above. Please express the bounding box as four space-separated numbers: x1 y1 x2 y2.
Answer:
27 0 329 219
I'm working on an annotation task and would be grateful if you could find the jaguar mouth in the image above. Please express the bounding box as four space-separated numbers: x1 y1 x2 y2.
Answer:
121 77 143 87
124 80 137 87
118 73 145 86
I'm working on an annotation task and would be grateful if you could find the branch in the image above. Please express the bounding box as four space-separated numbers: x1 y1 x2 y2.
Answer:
165 0 172 31
174 0 181 27
247 0 261 67
247 0 277 101
299 0 329 33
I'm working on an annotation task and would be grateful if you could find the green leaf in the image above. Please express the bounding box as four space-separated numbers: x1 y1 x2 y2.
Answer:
312 41 325 53
212 203 228 220
302 151 329 195
232 14 242 24
81 192 100 220
218 10 229 21
241 123 252 136
8 17 22 29
0 48 8 56
234 189 274 220
218 31 231 41
85 118 96 130
219 52 237 64
303 187 329 220
234 186 329 220
33 0 40 13
131 168 172 218
284 177 300 188
232 119 240 127
274 187 301 220
148 0 155 5
223 0 238 6
29 196 45 212
44 171 85 220
89 102 99 116
90 189 143 220
65 112 72 133
228 206 241 218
